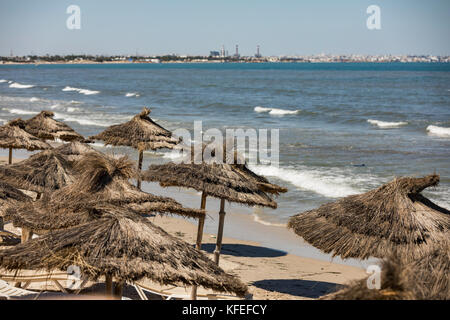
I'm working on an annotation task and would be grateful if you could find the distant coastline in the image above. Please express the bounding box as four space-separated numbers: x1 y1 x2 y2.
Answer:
1 54 449 65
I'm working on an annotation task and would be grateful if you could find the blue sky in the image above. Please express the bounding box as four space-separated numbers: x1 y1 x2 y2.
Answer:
0 0 449 56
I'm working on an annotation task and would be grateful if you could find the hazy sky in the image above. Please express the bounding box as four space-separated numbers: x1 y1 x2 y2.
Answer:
0 0 449 56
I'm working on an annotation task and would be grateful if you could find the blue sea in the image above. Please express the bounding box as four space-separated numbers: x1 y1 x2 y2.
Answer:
1 63 449 227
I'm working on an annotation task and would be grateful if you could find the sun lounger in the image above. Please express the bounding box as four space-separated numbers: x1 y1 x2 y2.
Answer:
133 281 253 300
0 280 44 299
0 270 88 294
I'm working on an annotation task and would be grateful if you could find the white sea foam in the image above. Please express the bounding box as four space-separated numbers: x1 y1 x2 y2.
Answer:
249 164 364 198
367 119 408 128
4 108 38 115
0 80 7 83
62 86 100 95
254 106 272 113
125 92 139 97
426 125 450 137
54 112 124 127
254 106 300 115
9 82 35 89
67 107 81 113
30 97 40 102
252 213 286 227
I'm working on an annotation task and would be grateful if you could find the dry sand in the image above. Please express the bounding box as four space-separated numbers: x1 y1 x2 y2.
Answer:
0 153 367 300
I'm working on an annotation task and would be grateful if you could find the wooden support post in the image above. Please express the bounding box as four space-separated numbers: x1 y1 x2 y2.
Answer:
8 147 12 164
114 280 124 300
195 192 207 250
0 216 3 230
21 227 33 243
213 199 226 265
105 275 113 298
137 150 144 190
191 192 207 300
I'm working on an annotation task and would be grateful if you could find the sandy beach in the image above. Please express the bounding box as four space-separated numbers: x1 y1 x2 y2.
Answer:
0 152 368 300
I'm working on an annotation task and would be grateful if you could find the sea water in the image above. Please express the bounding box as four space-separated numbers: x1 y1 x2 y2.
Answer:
0 63 449 228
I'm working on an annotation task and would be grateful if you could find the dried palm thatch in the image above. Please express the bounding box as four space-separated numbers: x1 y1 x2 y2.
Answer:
143 162 277 208
90 108 178 151
90 107 179 189
0 181 32 229
0 204 248 298
22 111 85 142
187 140 287 195
0 120 52 164
288 174 450 260
5 153 204 233
322 243 450 300
0 149 76 193
54 141 105 162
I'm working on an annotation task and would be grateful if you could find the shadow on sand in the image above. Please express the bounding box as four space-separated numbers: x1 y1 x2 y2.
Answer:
251 279 343 299
200 243 287 258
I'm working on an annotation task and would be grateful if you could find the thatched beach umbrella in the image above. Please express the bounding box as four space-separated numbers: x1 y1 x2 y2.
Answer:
142 142 283 300
90 107 179 189
54 141 104 162
0 149 77 241
22 111 85 142
0 120 51 164
0 181 31 230
0 204 248 299
5 153 204 235
142 143 281 264
322 243 450 300
0 149 76 194
288 174 450 260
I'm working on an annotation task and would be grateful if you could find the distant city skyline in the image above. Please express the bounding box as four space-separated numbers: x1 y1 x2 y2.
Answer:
0 0 449 57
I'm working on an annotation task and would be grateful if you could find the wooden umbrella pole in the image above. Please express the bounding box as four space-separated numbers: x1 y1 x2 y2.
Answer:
105 275 113 298
113 280 124 300
8 147 12 164
213 198 226 265
137 150 144 190
21 227 33 243
195 192 207 249
191 191 207 300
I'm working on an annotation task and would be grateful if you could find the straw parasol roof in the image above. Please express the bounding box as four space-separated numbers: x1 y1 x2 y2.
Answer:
21 111 85 142
321 243 450 300
54 141 105 162
142 161 277 208
0 181 32 231
288 174 450 260
0 204 248 297
142 142 280 278
0 120 52 151
90 107 179 151
5 153 204 233
0 181 31 216
0 149 76 193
